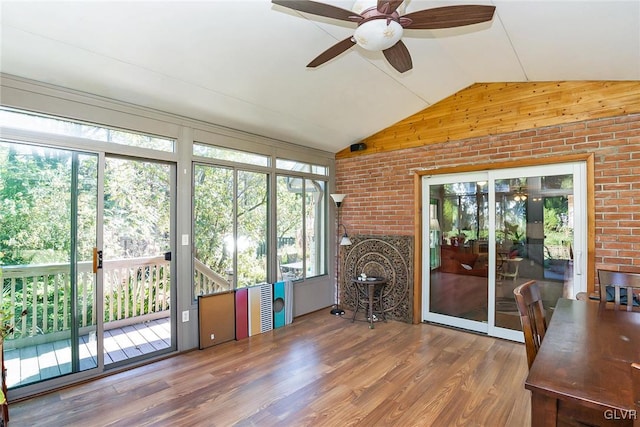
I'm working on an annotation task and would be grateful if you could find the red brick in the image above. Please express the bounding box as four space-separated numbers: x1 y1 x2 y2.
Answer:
336 112 640 276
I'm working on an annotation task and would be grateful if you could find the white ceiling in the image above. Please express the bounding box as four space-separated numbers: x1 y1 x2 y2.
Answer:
1 0 639 153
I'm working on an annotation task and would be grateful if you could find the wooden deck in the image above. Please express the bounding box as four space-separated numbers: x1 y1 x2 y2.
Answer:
5 318 171 388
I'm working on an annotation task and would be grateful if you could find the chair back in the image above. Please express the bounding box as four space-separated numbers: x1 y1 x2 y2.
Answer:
513 280 547 369
597 269 640 312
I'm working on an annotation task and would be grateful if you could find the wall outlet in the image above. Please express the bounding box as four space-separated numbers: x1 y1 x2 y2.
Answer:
210 333 215 340
182 310 189 322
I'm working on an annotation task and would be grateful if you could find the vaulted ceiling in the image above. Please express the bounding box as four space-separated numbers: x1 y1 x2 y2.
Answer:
1 1 639 154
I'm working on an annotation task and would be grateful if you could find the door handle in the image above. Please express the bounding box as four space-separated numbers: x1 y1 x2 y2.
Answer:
93 248 103 273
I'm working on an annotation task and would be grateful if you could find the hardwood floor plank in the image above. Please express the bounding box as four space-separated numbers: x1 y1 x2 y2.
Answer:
10 310 531 426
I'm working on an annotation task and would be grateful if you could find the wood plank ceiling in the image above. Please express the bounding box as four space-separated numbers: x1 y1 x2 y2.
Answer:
336 81 640 158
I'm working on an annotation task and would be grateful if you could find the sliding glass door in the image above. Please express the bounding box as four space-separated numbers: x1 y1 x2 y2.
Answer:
422 163 586 341
0 141 176 392
0 141 99 387
102 156 174 367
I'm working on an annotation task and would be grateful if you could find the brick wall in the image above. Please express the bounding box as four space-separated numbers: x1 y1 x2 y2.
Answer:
335 113 640 272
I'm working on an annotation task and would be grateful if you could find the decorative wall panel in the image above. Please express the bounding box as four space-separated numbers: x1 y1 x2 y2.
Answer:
341 235 413 323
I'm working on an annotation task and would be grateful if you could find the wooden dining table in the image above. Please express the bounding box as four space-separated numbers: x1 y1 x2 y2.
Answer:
525 298 640 426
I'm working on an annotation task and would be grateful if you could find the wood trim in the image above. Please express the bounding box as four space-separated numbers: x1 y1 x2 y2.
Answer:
412 152 595 318
337 81 640 159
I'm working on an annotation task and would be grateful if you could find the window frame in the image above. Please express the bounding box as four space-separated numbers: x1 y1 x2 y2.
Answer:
192 142 330 300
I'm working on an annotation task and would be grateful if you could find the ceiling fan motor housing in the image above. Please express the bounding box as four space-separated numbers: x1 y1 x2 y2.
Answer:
352 0 406 15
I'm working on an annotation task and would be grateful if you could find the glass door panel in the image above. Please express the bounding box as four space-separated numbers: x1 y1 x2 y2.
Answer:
102 157 173 367
0 141 98 388
74 152 100 373
424 175 490 333
493 173 575 332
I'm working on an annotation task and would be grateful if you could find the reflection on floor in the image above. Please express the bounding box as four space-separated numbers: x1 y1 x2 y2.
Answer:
429 270 567 331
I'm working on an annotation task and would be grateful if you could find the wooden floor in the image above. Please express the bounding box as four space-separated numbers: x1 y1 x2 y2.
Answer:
10 310 531 426
5 318 171 388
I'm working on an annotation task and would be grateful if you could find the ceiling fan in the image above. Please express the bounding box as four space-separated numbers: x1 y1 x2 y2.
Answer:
271 0 496 73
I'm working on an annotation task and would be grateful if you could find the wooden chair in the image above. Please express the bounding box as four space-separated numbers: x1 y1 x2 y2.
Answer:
597 269 640 312
513 280 547 369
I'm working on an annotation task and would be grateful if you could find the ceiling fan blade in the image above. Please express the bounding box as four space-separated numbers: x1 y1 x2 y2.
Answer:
307 37 357 68
272 0 361 23
403 5 496 29
377 0 404 14
383 40 412 73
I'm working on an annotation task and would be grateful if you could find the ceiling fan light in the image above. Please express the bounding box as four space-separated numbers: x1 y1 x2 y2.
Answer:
354 19 403 51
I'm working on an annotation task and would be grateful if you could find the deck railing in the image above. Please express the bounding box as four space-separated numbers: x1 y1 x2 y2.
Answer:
1 256 170 341
0 256 231 346
193 258 232 296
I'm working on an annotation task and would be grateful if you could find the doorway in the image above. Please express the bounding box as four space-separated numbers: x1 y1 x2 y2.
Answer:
102 156 175 367
0 140 176 393
422 163 586 341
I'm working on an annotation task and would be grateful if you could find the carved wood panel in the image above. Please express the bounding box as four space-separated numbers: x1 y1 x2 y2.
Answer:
341 235 413 323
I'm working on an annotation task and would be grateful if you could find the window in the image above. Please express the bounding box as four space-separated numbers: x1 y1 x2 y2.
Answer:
276 158 328 176
192 143 330 298
194 143 269 167
193 164 234 295
236 171 268 287
193 165 269 295
0 107 174 152
276 176 327 281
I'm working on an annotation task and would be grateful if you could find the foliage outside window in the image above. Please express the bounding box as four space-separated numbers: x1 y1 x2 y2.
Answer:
441 182 488 243
438 177 573 262
193 165 235 295
236 171 268 287
193 143 330 298
304 179 326 279
193 165 269 296
0 142 98 337
494 176 573 262
276 176 327 281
